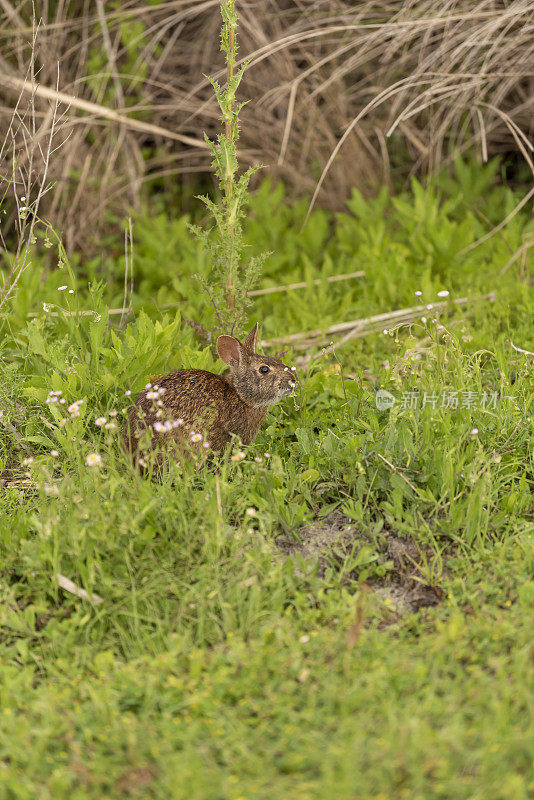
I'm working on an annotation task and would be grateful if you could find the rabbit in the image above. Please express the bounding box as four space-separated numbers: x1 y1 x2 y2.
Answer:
124 323 298 463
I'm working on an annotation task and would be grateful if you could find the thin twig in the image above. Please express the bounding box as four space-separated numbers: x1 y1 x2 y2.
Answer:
1 74 206 149
458 186 534 256
376 453 425 498
510 341 534 357
248 271 365 296
56 573 104 606
119 217 134 330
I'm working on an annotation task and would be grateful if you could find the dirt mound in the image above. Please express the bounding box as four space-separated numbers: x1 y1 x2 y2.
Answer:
278 511 443 618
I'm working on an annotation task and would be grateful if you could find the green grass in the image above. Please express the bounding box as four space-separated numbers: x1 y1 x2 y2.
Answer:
0 160 533 799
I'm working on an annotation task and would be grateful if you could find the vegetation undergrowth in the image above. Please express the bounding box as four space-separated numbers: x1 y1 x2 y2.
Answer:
0 162 533 799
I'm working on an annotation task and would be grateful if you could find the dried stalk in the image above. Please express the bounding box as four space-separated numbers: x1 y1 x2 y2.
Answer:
260 293 497 350
1 2 533 249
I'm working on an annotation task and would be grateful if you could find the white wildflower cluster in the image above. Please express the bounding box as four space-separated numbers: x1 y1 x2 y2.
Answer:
231 451 246 462
153 418 184 434
146 385 167 404
44 483 59 497
68 399 84 418
46 390 65 405
414 289 450 300
85 453 102 467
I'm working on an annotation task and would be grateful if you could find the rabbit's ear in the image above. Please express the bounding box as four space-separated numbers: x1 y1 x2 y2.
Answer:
217 335 243 366
242 322 259 354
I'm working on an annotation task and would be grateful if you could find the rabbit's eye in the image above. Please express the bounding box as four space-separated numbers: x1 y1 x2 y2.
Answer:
259 365 270 374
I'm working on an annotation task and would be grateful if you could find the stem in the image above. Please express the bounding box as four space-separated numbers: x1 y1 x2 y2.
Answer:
224 3 237 308
225 21 235 202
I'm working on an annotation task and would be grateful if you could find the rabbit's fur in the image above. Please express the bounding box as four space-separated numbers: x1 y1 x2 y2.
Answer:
124 323 297 460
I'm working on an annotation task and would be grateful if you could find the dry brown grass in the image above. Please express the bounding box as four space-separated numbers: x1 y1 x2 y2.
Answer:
0 1 532 250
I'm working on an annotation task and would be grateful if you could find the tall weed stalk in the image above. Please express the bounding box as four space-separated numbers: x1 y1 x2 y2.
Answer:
189 0 268 336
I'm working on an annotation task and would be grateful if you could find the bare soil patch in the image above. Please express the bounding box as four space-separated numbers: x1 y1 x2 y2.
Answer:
277 511 444 617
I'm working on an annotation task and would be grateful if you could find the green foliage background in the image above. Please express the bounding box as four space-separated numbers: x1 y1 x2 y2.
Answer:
0 159 533 798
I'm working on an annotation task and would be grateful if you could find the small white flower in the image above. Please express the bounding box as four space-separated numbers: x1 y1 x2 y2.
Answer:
421 317 427 324
20 196 26 201
264 452 270 458
68 401 83 414
157 387 166 395
172 418 184 427
68 290 74 294
104 422 117 430
156 400 163 407
231 451 245 462
284 367 288 372
146 391 158 400
299 634 310 643
203 441 210 449
437 290 450 298
383 329 388 334
145 383 152 390
246 507 256 517
85 453 102 467
109 410 118 417
44 484 59 497
154 421 172 433
191 433 203 442
125 390 132 396
138 458 147 468
415 291 422 297
59 418 67 427
43 303 49 312
57 285 67 291
95 417 107 427
22 457 34 466
432 318 437 324
50 450 59 457
254 456 263 463
49 396 58 403
471 428 479 436
426 304 433 310
291 366 296 372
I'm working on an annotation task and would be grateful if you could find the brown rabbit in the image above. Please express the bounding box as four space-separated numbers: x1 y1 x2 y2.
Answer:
124 323 297 462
